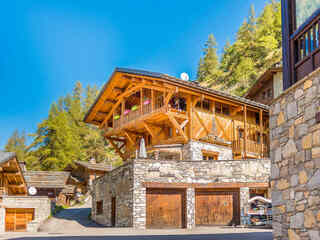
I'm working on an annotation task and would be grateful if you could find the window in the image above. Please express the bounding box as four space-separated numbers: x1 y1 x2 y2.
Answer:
202 151 219 161
215 103 230 116
255 112 260 125
267 89 272 98
196 99 211 111
96 201 103 215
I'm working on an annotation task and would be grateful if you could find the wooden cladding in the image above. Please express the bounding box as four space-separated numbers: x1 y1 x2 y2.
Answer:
146 189 186 229
5 208 34 232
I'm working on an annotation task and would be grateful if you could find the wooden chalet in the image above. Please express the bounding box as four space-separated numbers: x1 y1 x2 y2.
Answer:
84 68 270 160
244 65 283 106
0 152 27 197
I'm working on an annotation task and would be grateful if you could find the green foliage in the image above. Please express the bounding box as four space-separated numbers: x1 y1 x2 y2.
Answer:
197 0 282 96
5 82 120 171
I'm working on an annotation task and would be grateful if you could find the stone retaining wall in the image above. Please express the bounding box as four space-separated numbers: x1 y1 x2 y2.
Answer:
133 158 270 229
0 196 51 232
270 68 320 240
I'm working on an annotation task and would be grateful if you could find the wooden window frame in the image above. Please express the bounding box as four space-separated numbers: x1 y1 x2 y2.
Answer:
202 150 219 161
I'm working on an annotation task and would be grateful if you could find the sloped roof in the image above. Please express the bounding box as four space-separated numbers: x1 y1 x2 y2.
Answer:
75 161 112 172
24 171 70 188
84 68 270 124
0 151 16 165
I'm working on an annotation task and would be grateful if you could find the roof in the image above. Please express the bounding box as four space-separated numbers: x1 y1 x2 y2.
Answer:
24 171 70 188
75 161 112 172
84 68 270 123
244 66 282 98
0 151 16 165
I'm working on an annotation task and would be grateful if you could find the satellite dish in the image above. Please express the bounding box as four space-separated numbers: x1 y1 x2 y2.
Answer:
180 72 189 81
28 186 37 196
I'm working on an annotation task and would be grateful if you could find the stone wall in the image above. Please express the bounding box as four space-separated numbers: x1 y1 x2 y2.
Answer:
182 140 233 160
0 196 51 232
133 158 270 229
270 68 320 240
91 162 133 227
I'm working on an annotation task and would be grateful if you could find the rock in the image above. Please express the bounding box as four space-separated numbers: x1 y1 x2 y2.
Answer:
296 204 305 211
277 179 290 190
302 134 312 149
288 229 301 240
313 130 320 146
309 230 320 240
277 112 285 126
287 102 298 120
295 117 304 125
312 148 320 159
282 139 298 159
290 212 304 228
304 210 316 228
304 79 313 89
308 170 320 189
295 89 304 99
291 174 299 187
305 105 316 121
289 125 295 138
299 171 308 184
317 211 320 222
271 165 280 179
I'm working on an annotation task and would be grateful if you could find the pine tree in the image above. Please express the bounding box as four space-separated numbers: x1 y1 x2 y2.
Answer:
197 34 221 88
5 130 28 161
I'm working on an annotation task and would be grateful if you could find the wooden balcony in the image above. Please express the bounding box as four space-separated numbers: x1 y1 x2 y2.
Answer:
232 139 269 159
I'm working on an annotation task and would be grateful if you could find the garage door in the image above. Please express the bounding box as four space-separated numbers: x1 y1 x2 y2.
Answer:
146 189 185 228
5 208 34 232
195 190 239 226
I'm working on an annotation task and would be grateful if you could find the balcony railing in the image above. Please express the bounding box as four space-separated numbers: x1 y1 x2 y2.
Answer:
0 187 7 196
232 139 269 158
113 100 166 130
292 9 320 82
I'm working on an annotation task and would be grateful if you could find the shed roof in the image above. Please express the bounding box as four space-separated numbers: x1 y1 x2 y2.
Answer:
24 171 70 188
75 161 112 172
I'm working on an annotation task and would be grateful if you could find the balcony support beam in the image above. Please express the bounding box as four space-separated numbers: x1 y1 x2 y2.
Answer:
167 112 188 142
260 109 263 158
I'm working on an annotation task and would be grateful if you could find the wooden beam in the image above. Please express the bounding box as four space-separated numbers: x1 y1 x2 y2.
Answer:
164 91 174 106
100 84 144 128
105 99 116 104
8 184 25 188
124 131 135 145
151 89 154 111
4 172 20 177
260 109 263 158
143 122 157 140
167 113 188 142
107 137 125 160
187 95 192 139
231 106 243 116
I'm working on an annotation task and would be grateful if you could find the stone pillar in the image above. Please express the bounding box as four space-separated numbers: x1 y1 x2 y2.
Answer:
186 188 195 229
133 186 146 229
240 187 250 226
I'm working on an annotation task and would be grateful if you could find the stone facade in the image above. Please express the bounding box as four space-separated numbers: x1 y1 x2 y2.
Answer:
0 196 51 232
270 68 320 240
182 140 233 161
92 155 270 229
91 162 133 227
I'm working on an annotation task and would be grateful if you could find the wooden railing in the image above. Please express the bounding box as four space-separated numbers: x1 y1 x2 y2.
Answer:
232 139 269 158
113 101 166 130
0 187 7 196
292 10 320 82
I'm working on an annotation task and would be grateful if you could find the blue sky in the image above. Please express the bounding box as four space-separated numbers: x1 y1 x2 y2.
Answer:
0 0 268 149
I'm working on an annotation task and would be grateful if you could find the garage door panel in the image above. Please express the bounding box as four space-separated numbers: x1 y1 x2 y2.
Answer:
196 190 239 226
147 189 185 228
5 208 34 232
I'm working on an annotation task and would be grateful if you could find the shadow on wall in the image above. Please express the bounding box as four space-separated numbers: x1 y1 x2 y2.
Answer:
10 232 272 240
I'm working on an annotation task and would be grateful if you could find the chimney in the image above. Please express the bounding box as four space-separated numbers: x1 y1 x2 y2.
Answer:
89 158 96 164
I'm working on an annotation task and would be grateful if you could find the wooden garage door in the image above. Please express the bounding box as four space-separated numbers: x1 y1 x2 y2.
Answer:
195 190 239 226
146 189 185 228
5 208 34 232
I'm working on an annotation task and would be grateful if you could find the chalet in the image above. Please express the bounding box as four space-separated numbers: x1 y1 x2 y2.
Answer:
244 64 283 105
64 159 112 194
85 68 271 229
0 152 50 232
270 1 320 240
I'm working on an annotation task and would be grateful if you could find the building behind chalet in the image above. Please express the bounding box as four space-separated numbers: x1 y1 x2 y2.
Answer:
85 68 271 229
